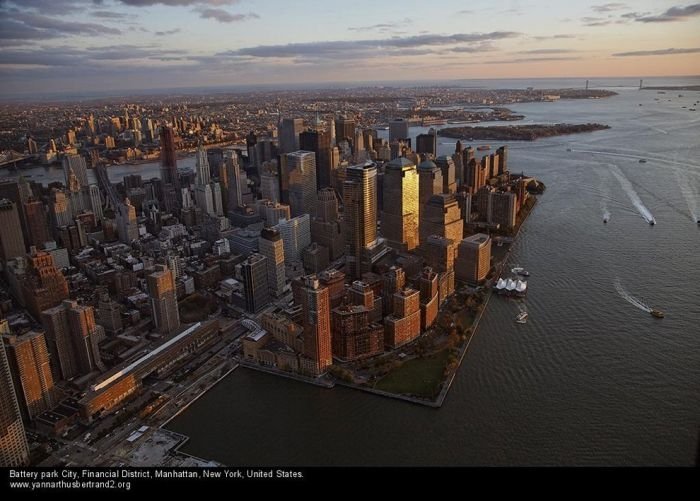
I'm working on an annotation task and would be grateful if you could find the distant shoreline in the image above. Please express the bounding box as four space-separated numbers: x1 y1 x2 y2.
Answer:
438 123 610 141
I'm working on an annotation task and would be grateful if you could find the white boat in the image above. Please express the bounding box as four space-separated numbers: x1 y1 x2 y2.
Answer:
516 311 528 324
511 266 530 277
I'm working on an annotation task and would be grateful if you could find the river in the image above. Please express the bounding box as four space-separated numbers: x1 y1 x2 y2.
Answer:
10 78 700 465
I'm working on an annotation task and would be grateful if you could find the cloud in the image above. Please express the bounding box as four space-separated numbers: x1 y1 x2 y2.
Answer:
482 56 581 64
117 0 240 5
592 3 627 12
155 28 181 35
0 45 184 67
221 32 520 60
92 11 129 19
635 3 700 22
456 9 473 14
612 47 700 56
581 16 616 26
349 23 397 32
0 0 86 15
517 48 578 54
197 8 258 22
532 34 577 40
1 11 121 39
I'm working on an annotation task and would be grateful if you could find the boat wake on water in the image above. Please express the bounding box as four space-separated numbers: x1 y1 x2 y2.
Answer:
674 167 700 223
614 278 651 313
609 164 656 224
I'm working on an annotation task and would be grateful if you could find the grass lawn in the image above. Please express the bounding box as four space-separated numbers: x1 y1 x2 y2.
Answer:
374 349 450 399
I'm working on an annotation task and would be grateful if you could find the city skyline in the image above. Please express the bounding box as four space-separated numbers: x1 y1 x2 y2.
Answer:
1 0 699 97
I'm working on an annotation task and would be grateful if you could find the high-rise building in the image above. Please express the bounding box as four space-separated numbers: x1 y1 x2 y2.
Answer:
300 275 332 375
241 253 270 313
285 151 317 218
195 144 211 186
259 161 280 204
382 266 406 317
418 268 439 331
0 321 30 467
343 162 386 279
279 118 304 154
2 330 56 421
311 188 343 261
382 157 419 251
331 290 384 362
425 235 456 273
419 194 463 247
435 155 457 194
22 248 69 320
417 158 443 213
159 125 179 190
384 288 421 349
496 146 508 176
276 214 311 261
116 198 138 243
40 299 103 381
0 199 27 263
0 179 31 246
259 228 286 297
299 129 332 189
62 154 88 189
455 233 492 285
488 191 517 229
97 293 122 335
23 198 50 249
88 184 103 221
148 264 180 335
335 115 356 146
416 129 438 156
389 118 410 143
224 151 244 209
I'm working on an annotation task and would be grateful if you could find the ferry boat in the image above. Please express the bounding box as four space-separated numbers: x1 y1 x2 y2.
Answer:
650 309 664 318
639 159 647 163
649 218 656 226
476 145 491 151
603 215 609 224
511 267 530 277
515 311 528 324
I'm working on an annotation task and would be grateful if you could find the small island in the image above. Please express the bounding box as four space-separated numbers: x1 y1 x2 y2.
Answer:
438 123 610 141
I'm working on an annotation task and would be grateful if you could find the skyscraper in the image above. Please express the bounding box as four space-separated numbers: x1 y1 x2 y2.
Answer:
417 158 443 211
159 125 179 191
343 162 385 279
279 118 304 154
97 293 122 335
299 129 332 189
0 321 30 467
148 264 180 335
62 154 88 189
285 151 317 218
456 233 492 285
311 188 343 260
22 248 69 319
0 199 27 263
194 144 215 216
419 194 463 247
276 214 311 261
389 118 410 143
384 288 421 349
382 157 419 251
23 198 50 249
1 330 56 421
258 228 286 297
335 115 355 146
300 275 332 375
241 253 270 313
116 198 138 243
435 155 457 194
416 129 438 156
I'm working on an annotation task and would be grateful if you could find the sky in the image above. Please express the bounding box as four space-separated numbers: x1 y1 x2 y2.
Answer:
0 0 699 97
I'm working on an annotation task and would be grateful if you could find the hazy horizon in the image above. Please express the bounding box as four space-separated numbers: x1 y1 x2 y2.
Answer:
1 0 699 98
